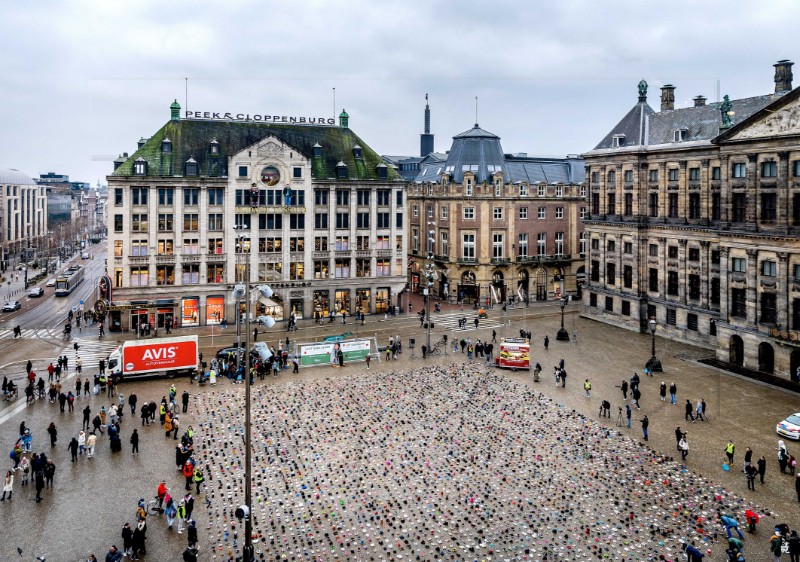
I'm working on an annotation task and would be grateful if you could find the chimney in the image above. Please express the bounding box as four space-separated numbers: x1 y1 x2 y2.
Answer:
774 59 794 93
660 84 675 111
693 95 706 107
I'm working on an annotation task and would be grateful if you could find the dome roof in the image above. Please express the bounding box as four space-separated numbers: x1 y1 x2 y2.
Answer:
0 168 36 185
443 124 507 183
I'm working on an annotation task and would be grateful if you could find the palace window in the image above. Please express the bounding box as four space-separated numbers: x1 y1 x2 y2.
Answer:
761 161 777 177
519 207 528 219
158 188 174 206
732 162 747 178
208 188 224 205
132 187 148 205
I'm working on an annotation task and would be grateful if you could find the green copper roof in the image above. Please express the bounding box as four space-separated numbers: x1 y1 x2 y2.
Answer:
113 118 398 181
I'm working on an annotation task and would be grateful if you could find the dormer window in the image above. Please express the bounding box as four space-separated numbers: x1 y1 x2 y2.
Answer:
465 179 473 196
336 161 348 179
133 158 147 176
376 163 388 179
673 129 688 142
520 184 528 196
313 143 322 158
353 145 362 159
161 138 172 153
209 138 219 155
612 134 625 148
185 158 198 177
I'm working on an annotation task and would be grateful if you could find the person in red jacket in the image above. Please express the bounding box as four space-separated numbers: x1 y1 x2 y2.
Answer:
183 459 195 491
156 481 168 511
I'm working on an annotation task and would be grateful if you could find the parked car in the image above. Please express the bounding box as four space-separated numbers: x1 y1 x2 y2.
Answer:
45 279 56 287
215 344 245 360
28 287 44 298
776 412 800 441
2 301 21 312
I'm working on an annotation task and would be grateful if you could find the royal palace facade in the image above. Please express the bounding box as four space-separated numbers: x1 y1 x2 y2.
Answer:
106 102 407 332
582 60 800 380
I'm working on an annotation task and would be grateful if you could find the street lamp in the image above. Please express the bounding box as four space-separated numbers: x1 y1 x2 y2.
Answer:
232 277 275 562
647 318 663 372
556 294 570 341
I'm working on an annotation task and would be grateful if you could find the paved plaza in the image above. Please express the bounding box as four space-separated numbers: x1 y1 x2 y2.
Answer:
0 301 798 560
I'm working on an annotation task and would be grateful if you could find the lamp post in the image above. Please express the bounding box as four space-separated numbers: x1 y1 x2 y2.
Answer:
556 294 570 341
232 276 275 562
647 318 663 372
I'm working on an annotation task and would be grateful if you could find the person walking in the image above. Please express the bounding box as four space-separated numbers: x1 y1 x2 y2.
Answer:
583 379 591 398
796 473 800 502
684 399 695 422
779 440 790 473
86 431 97 459
758 455 767 485
659 381 666 401
621 379 628 400
770 528 783 562
47 422 58 447
669 382 677 405
786 529 800 562
696 398 706 421
631 386 641 410
181 390 189 413
745 462 757 491
34 469 44 502
121 523 134 558
679 434 689 461
105 545 123 562
129 393 137 415
130 429 139 455
544 335 549 350
744 447 753 473
725 440 736 466
68 436 79 462
675 426 683 452
193 466 204 494
625 404 631 429
640 415 649 441
1 470 14 501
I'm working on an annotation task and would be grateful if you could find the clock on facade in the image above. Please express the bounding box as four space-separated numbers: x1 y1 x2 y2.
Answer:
260 166 280 186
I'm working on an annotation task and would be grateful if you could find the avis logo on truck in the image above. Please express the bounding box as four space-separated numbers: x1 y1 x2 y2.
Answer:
109 336 198 378
125 346 181 371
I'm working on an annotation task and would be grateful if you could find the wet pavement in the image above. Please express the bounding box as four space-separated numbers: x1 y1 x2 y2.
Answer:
0 296 798 561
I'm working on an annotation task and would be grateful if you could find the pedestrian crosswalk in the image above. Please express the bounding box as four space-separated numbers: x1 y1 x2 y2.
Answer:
0 327 39 339
420 312 508 332
56 336 119 375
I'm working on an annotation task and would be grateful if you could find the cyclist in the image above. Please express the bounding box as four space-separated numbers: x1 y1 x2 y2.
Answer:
156 481 168 511
64 322 72 340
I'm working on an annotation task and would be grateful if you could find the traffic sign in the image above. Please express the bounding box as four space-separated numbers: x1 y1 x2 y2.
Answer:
80 300 84 305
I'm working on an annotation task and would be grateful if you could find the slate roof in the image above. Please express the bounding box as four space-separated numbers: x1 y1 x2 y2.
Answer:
113 118 399 181
410 126 584 185
443 124 508 183
590 90 786 153
593 102 654 150
647 94 782 145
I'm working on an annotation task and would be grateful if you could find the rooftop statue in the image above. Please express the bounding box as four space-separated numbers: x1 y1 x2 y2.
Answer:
720 95 733 127
638 80 648 98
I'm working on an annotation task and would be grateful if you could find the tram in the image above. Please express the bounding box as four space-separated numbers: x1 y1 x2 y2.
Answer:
55 264 85 296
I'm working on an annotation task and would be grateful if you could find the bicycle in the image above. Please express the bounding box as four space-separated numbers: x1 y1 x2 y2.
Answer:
62 330 71 341
147 488 169 515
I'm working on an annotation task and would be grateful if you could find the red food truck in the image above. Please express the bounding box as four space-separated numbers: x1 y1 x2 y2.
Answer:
495 337 531 371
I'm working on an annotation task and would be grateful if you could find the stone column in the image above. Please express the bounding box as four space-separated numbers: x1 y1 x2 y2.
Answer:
678 160 688 219
746 249 758 326
700 241 710 309
778 252 789 330
678 239 687 304
658 237 667 295
658 162 667 219
701 159 710 223
719 155 730 224
746 154 758 227
778 152 790 230
719 247 729 321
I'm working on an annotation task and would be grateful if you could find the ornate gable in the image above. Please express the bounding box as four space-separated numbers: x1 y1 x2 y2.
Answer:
721 88 800 142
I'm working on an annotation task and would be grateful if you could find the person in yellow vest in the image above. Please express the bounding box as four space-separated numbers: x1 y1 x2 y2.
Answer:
584 379 592 398
193 466 204 494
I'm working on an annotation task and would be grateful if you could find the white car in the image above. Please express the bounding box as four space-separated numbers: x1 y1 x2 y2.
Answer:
46 279 56 287
776 413 800 441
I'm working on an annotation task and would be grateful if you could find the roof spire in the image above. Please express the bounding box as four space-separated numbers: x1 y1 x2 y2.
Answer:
420 94 434 157
475 96 479 127
637 80 648 102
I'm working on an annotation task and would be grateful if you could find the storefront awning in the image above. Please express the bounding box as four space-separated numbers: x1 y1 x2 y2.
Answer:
258 296 281 308
155 299 176 306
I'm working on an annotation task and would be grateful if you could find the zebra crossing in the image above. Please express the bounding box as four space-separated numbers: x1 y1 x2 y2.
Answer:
0 327 40 339
421 311 509 332
57 336 119 374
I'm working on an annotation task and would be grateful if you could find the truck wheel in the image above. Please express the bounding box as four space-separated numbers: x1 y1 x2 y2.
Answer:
512 368 517 372
167 371 176 379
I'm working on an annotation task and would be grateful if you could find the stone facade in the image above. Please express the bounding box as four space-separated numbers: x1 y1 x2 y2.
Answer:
106 103 407 332
582 61 800 381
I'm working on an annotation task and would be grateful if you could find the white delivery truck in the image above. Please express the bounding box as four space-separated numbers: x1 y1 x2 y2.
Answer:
107 335 198 380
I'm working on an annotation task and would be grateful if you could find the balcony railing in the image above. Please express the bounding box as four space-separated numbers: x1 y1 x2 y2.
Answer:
206 253 226 262
156 254 176 264
490 257 510 265
457 257 477 264
128 255 149 264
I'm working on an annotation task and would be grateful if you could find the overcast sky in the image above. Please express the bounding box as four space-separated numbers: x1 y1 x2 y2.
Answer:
1 0 797 184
